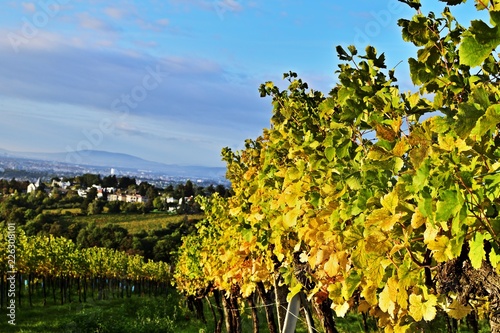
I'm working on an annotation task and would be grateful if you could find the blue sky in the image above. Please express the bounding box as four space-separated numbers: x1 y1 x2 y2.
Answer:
0 1 482 167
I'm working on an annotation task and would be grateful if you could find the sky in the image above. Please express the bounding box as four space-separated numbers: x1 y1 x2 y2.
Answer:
0 0 483 167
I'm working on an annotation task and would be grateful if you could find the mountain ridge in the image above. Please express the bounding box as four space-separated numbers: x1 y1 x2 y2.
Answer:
0 148 226 179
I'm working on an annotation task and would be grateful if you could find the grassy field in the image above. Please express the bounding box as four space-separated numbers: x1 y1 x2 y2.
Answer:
0 287 491 332
43 208 82 215
0 290 314 333
0 291 201 333
61 212 204 234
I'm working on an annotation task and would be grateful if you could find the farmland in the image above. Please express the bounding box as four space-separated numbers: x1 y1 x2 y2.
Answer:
60 211 205 234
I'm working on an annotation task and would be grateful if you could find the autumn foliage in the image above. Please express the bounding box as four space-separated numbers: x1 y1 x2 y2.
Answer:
174 1 500 332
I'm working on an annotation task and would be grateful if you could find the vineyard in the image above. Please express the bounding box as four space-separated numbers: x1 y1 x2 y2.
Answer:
2 1 500 332
61 212 204 234
174 1 500 333
0 230 171 309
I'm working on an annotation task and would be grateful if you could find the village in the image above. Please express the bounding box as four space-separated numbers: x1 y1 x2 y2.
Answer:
21 174 227 215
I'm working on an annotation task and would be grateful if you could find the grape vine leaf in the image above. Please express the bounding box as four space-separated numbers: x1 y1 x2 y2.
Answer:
469 233 486 269
470 104 500 139
459 20 500 67
409 293 437 322
445 298 472 320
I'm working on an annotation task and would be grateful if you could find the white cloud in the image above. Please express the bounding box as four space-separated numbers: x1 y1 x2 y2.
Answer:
77 12 116 32
21 2 36 13
103 7 128 19
156 18 169 26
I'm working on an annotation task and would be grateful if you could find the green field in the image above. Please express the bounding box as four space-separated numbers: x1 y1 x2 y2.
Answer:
0 290 203 333
0 290 316 333
61 212 204 234
43 208 82 215
1 291 489 333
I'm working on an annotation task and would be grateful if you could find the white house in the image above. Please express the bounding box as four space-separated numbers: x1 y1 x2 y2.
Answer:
27 178 41 194
51 179 71 189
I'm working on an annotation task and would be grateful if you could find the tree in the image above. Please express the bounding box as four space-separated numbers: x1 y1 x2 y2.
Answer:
106 201 121 214
118 176 136 189
102 175 118 188
87 201 103 215
153 197 165 211
184 180 195 197
77 173 101 188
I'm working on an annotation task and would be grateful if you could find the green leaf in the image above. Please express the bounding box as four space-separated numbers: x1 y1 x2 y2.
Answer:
325 147 336 162
346 175 362 190
455 103 484 138
492 11 500 26
471 86 490 109
310 191 321 208
459 21 500 67
347 45 358 56
398 257 422 289
417 190 433 218
336 45 352 61
241 227 253 242
342 270 362 299
287 166 302 181
469 233 486 269
411 159 430 192
398 0 422 11
484 173 500 201
436 190 462 222
470 104 500 139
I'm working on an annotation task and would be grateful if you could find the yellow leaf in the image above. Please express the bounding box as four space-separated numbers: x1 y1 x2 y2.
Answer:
283 206 301 228
286 166 302 181
390 117 403 134
308 248 318 268
423 223 439 244
366 208 401 231
313 248 325 267
381 213 405 231
411 208 426 229
379 277 399 318
361 282 378 305
376 124 397 141
438 134 471 152
393 138 409 157
332 301 350 317
381 190 399 215
324 255 339 277
241 283 256 298
397 286 409 310
427 235 453 262
445 299 472 320
409 293 437 322
379 284 396 315
387 277 399 302
394 323 411 333
287 283 303 302
365 228 391 253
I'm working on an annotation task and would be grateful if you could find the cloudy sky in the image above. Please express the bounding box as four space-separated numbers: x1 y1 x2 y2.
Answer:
0 1 480 167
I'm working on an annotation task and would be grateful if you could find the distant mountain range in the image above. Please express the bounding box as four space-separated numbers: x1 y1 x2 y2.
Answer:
0 148 227 179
